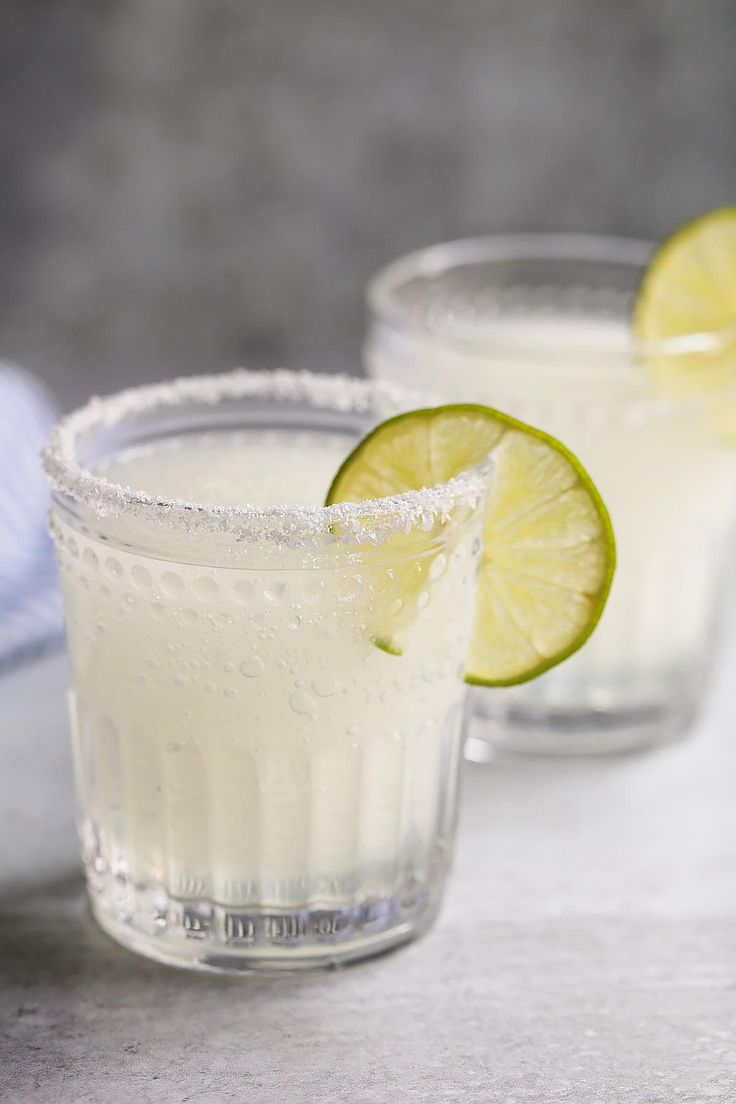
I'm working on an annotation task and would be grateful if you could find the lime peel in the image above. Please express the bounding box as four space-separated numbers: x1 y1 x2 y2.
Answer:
326 403 615 687
634 207 736 394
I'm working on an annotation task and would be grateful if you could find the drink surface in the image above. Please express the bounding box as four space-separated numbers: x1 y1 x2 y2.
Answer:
101 427 352 507
54 426 482 957
450 313 632 356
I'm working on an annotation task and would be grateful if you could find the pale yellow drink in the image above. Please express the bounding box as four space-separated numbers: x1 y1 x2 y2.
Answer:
46 373 487 970
367 236 736 752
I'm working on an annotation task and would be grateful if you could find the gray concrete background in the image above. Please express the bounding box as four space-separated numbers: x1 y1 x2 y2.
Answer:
1 1 736 410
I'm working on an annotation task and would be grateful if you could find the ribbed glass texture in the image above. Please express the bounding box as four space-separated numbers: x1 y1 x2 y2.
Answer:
367 235 736 753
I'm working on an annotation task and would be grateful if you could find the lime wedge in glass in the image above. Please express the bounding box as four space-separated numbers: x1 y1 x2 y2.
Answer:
326 404 615 686
634 206 736 393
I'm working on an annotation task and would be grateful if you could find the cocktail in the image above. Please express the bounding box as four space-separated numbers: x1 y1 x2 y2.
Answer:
367 220 736 754
43 369 612 970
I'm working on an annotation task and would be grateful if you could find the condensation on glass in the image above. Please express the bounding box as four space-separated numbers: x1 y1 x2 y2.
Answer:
367 234 736 754
43 371 490 972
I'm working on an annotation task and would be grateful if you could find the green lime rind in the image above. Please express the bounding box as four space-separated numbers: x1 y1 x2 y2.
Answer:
326 403 616 688
634 206 736 333
465 422 615 687
634 206 736 394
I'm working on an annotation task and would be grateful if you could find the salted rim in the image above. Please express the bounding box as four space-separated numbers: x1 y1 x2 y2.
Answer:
42 369 490 547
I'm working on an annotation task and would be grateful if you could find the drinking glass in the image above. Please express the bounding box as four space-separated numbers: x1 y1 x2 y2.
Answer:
366 234 736 754
43 370 490 972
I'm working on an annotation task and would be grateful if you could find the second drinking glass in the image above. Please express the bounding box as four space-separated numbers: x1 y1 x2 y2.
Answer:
367 234 736 754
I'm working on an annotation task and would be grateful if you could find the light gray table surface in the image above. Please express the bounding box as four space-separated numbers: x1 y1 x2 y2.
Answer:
2 634 736 1104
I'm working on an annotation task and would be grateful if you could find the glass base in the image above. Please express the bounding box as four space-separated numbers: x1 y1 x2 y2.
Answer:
87 869 443 974
470 687 702 757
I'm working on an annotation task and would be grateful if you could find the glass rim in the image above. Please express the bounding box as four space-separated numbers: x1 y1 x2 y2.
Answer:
42 369 490 548
367 231 736 361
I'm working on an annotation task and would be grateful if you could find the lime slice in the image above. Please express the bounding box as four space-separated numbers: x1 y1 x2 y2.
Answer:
326 405 615 686
634 207 736 392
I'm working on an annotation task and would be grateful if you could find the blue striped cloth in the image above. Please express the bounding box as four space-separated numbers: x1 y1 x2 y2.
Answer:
0 361 64 670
